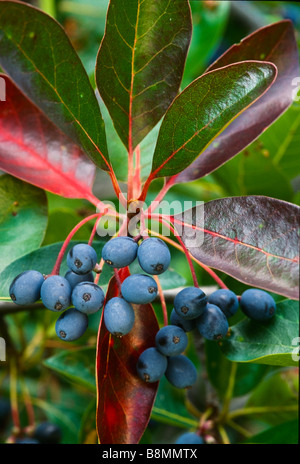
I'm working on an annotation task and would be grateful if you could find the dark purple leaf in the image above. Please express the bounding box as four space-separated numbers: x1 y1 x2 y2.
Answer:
173 196 300 300
96 268 159 444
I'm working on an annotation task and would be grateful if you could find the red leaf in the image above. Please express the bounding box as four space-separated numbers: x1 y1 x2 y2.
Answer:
96 267 159 444
0 75 97 202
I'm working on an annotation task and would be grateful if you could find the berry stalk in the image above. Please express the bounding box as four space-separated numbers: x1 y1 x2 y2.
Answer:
148 213 199 288
50 213 104 276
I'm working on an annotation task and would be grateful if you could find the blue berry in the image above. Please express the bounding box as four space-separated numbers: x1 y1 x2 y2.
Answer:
33 422 61 444
208 289 239 318
165 355 197 389
170 309 196 332
121 274 158 304
174 287 207 320
137 347 167 383
55 308 88 341
9 270 44 305
104 297 135 336
15 438 40 444
64 270 94 289
102 236 138 268
71 282 105 315
67 243 97 275
41 275 71 311
196 303 229 340
175 432 204 444
155 325 188 357
240 289 276 321
137 237 171 275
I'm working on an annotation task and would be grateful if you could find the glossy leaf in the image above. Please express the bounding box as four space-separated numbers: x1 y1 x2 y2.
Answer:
96 268 159 444
220 300 299 366
173 196 300 300
0 174 48 274
205 340 269 398
96 0 192 152
44 347 96 392
177 20 299 182
0 1 110 171
241 420 299 445
246 367 298 425
0 76 97 202
150 61 277 179
151 377 198 429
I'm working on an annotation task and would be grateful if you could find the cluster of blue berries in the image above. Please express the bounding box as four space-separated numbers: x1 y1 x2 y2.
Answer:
9 243 104 341
101 236 171 337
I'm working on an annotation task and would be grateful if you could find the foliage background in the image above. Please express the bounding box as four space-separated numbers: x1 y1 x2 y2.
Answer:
0 0 299 445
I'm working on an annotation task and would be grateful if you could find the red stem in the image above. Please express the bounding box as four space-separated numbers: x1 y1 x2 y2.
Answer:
153 275 168 326
149 213 199 288
50 213 103 276
132 145 142 198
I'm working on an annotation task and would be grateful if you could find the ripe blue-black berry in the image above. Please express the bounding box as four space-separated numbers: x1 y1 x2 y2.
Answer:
64 269 94 289
174 287 207 320
102 236 138 268
155 325 188 357
121 274 158 304
170 309 196 332
175 432 204 444
137 347 167 383
104 297 135 337
55 308 88 341
165 355 197 389
40 275 71 311
67 243 97 275
137 237 171 275
196 303 229 340
240 288 276 321
208 289 239 318
9 270 44 305
71 282 105 315
33 422 62 444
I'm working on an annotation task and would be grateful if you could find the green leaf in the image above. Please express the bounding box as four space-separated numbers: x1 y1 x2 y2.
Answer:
150 61 277 179
220 300 300 366
42 209 92 246
182 0 230 88
0 175 48 274
212 139 294 202
96 0 192 151
0 1 110 171
0 240 114 299
261 102 300 180
151 377 198 429
246 367 299 426
205 341 270 398
44 347 96 391
241 420 299 445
